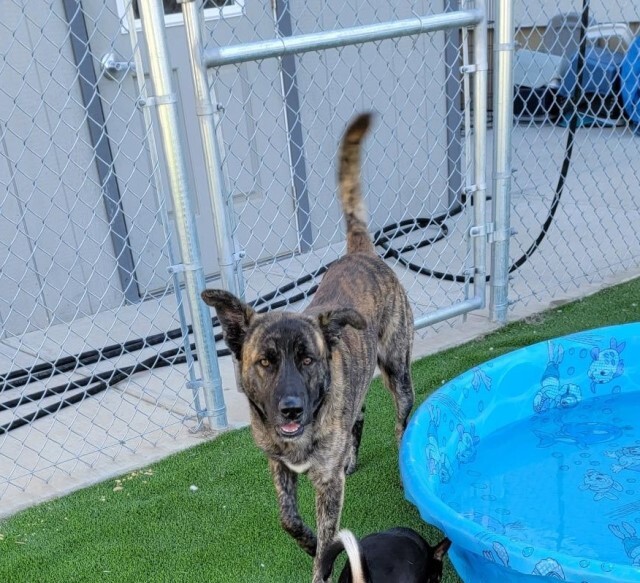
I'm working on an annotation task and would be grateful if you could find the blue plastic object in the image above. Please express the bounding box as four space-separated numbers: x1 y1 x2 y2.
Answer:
621 36 640 125
557 46 626 127
400 324 640 582
558 46 624 98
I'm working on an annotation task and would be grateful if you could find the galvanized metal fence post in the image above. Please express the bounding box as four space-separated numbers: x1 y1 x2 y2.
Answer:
490 0 514 323
204 12 484 67
180 0 242 299
137 0 227 430
124 2 204 420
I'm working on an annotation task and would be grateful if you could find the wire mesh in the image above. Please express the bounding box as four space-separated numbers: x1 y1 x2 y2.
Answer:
203 1 485 338
0 0 490 514
0 0 211 513
503 0 640 314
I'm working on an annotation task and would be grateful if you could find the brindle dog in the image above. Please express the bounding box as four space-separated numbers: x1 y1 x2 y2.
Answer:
201 113 415 583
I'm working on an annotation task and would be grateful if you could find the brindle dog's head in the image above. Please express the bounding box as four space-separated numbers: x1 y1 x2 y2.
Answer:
201 289 365 442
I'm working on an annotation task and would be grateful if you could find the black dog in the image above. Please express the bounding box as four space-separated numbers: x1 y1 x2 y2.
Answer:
319 528 451 583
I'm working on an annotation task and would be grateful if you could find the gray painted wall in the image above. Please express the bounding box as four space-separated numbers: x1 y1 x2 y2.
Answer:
1 0 121 337
2 0 454 335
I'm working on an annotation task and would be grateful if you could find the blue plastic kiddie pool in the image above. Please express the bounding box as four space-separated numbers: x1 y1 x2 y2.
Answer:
400 323 640 582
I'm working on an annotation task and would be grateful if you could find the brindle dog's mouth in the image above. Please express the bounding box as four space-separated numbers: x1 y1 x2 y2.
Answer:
277 422 305 438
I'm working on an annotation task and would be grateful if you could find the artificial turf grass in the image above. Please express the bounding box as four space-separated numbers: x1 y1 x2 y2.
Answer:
1 277 639 583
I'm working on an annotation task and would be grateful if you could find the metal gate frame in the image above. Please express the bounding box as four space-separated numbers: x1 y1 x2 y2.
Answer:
489 0 514 324
135 0 493 428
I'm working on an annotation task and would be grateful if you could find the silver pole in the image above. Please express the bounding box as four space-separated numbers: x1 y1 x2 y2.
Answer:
137 0 227 430
180 0 241 299
125 4 204 422
471 0 488 308
490 0 514 323
204 10 483 68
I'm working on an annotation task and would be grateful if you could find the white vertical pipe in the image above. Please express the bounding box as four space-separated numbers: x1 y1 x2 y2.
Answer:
124 4 205 421
180 0 242 299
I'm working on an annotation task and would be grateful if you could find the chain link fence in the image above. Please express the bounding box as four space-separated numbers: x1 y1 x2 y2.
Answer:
2 0 640 517
503 0 640 316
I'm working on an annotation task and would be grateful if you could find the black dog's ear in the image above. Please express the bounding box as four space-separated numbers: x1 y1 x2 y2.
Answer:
201 289 255 360
317 308 366 348
433 538 451 561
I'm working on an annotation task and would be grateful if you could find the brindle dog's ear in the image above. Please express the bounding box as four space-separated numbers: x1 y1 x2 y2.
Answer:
317 308 366 347
201 289 255 360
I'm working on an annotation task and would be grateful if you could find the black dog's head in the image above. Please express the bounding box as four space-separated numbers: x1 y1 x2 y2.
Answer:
201 289 365 442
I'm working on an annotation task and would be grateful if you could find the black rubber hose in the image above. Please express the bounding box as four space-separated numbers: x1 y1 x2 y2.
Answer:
0 327 189 393
0 282 330 434
509 0 590 273
378 2 590 282
0 345 195 435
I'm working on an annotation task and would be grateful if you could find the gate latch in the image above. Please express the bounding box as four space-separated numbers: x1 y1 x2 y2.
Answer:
101 52 136 81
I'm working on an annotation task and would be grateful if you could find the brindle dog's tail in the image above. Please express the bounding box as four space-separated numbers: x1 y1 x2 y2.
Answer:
339 113 375 255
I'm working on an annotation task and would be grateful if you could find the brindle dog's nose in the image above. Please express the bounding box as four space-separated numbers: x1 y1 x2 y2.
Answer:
279 396 304 420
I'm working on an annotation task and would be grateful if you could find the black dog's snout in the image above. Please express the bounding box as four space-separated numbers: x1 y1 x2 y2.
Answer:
279 396 304 420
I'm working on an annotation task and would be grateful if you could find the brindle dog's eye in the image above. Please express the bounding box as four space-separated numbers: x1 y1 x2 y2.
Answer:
259 358 270 368
302 357 312 366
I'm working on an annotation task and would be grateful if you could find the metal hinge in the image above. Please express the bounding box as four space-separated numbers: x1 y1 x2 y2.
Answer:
470 223 518 243
469 222 494 240
137 94 178 109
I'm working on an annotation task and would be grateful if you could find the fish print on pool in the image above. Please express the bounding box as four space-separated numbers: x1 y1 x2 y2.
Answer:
588 338 625 393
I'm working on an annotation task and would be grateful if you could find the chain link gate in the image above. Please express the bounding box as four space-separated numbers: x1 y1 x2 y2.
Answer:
165 2 487 328
7 0 640 520
6 0 640 521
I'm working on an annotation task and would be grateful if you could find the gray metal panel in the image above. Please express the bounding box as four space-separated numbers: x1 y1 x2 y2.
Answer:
203 8 301 267
0 140 48 336
287 0 451 248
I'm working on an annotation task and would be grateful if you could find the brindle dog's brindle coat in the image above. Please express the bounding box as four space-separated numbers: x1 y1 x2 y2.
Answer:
201 113 414 583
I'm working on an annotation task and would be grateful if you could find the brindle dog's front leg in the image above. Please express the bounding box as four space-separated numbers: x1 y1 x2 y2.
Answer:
269 458 317 557
312 471 346 583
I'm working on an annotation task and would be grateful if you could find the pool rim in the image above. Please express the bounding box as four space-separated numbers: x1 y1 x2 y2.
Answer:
400 322 640 582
